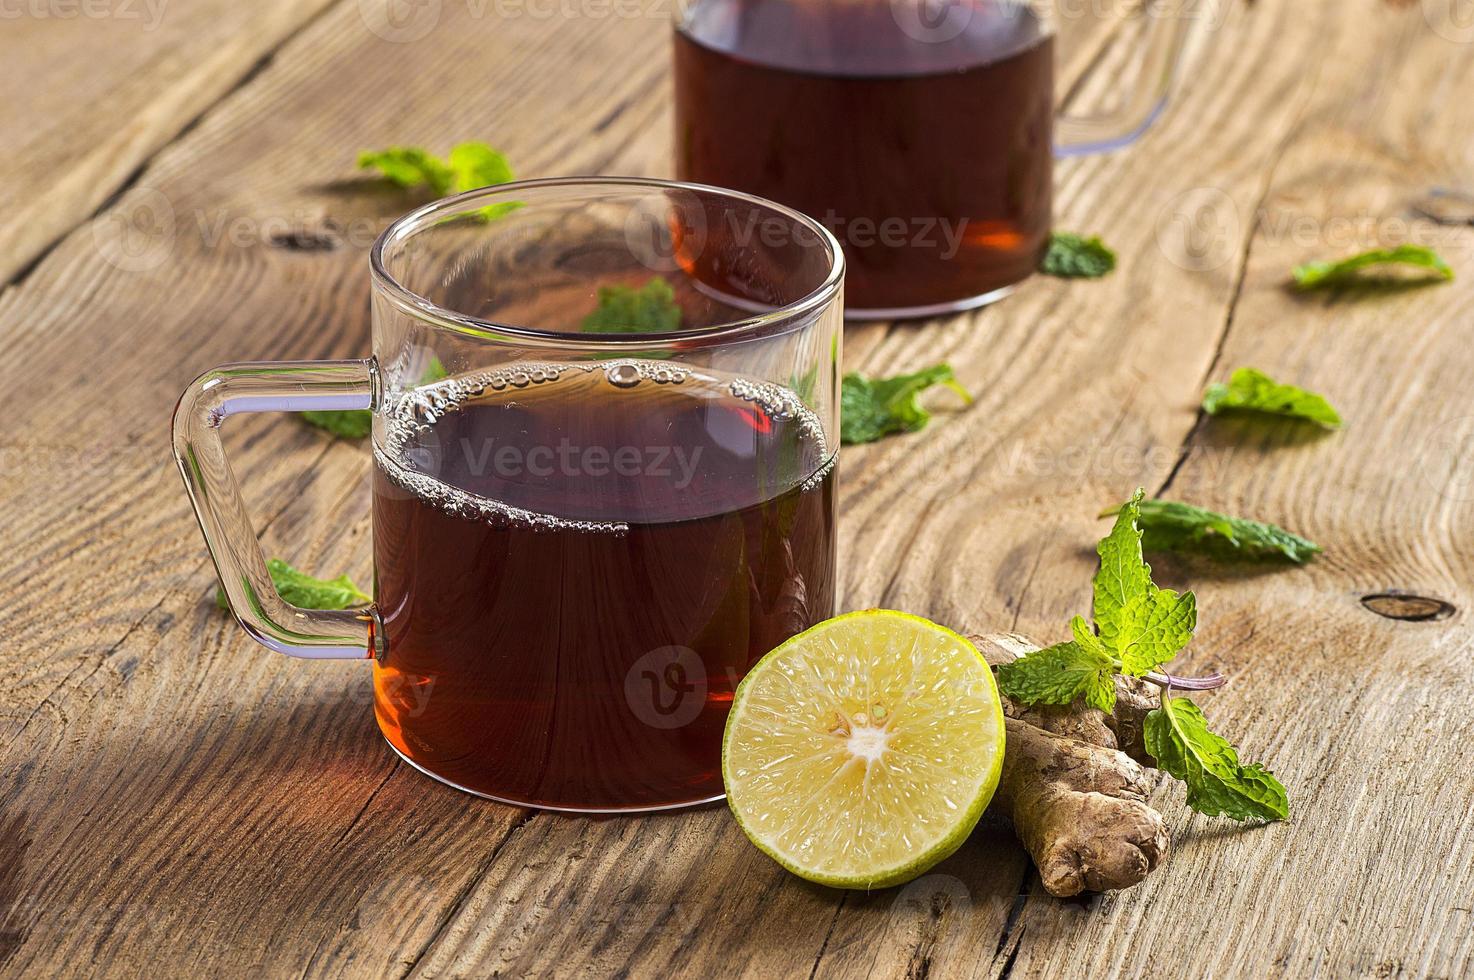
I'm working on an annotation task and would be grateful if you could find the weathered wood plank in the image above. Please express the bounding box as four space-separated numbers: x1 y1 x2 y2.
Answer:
3 0 1472 977
1002 6 1474 978
0 0 344 285
395 1 1339 976
0 2 673 975
0 4 1140 976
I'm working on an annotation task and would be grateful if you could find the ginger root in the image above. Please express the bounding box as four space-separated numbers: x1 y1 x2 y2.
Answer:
971 632 1169 898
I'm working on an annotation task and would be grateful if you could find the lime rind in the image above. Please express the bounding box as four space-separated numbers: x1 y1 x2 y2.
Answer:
722 610 1006 890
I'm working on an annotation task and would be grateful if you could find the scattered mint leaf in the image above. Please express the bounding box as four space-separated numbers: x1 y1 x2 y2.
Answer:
301 363 434 438
447 142 515 192
216 558 370 612
1202 368 1342 429
300 358 445 440
840 364 971 445
1040 232 1116 279
1092 488 1152 654
789 363 820 404
302 409 372 440
359 141 516 198
1292 244 1452 289
995 638 1116 713
1105 499 1321 563
358 146 455 196
1115 588 1196 676
1145 694 1289 821
581 278 683 335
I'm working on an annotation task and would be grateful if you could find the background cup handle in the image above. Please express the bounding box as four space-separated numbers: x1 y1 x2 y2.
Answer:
171 358 383 659
1054 0 1194 157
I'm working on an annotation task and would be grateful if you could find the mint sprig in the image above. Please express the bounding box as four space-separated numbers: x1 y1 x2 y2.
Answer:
840 364 971 445
1040 232 1116 279
1088 489 1196 675
1292 244 1452 289
996 488 1288 822
216 558 369 612
1203 367 1342 429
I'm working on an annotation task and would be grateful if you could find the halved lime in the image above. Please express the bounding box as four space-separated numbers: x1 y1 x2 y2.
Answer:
723 610 1005 889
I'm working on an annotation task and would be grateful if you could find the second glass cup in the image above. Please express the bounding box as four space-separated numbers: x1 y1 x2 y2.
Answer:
173 178 845 812
674 0 1192 318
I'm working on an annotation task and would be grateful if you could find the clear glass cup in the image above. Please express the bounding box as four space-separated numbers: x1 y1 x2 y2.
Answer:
673 0 1193 318
173 177 845 812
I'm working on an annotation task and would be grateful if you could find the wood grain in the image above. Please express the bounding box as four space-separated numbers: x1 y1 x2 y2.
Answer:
1002 9 1474 975
0 0 345 285
2 0 1473 976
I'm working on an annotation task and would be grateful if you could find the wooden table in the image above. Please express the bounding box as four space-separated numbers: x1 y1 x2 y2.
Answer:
4 1 1474 976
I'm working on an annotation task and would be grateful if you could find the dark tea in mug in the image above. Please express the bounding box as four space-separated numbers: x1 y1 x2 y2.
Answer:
674 0 1054 315
372 361 837 810
176 177 845 813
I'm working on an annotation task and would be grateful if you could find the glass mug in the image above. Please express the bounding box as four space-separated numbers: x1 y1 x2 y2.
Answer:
673 0 1194 318
173 178 845 812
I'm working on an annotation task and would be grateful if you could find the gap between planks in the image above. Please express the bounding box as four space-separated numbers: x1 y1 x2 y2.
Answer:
1153 34 1329 502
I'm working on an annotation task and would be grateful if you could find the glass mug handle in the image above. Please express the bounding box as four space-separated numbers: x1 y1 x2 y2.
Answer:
171 358 383 660
1053 0 1193 157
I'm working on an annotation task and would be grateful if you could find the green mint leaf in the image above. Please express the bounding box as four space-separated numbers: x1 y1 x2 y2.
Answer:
581 278 682 335
1115 588 1196 676
840 364 971 445
1292 244 1453 289
358 141 516 202
301 357 447 439
1040 232 1116 279
1065 616 1118 712
789 364 820 404
447 142 515 192
995 638 1116 713
1105 499 1321 563
358 146 455 196
1145 694 1289 821
216 558 370 612
301 409 372 440
1202 367 1342 429
1092 488 1152 653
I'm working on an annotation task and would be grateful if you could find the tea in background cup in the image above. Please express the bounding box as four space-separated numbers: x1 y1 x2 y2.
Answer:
673 0 1192 318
